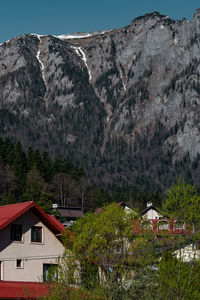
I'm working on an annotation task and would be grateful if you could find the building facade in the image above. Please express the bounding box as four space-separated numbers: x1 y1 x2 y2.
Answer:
0 202 65 282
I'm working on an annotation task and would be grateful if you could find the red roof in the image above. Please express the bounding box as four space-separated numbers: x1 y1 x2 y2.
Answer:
47 213 66 232
0 281 48 299
0 201 65 235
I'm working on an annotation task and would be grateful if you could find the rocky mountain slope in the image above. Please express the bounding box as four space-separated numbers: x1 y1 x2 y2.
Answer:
1 10 200 192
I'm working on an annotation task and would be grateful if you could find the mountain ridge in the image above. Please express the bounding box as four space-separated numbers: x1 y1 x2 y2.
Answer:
1 9 200 192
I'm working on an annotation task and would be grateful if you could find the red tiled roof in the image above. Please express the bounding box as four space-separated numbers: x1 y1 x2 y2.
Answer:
0 202 34 230
0 281 48 299
0 201 65 235
0 281 103 299
47 213 66 231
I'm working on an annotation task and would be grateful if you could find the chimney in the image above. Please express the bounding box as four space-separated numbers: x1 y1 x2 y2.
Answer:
147 202 152 207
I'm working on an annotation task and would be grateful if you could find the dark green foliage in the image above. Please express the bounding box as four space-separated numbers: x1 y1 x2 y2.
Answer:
113 186 129 203
0 138 87 209
0 138 125 213
12 142 27 198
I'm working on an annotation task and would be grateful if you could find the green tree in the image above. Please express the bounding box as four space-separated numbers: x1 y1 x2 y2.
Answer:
37 191 53 214
23 167 53 213
0 158 16 204
41 152 52 182
157 250 200 300
27 147 34 170
56 204 157 299
12 141 27 199
162 178 200 230
23 167 46 202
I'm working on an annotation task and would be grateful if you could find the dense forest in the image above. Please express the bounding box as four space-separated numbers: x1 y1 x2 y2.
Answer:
0 138 161 212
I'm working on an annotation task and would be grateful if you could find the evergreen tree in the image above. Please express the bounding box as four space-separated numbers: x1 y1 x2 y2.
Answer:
42 151 52 182
33 149 44 174
27 147 34 170
12 141 27 199
23 167 46 203
37 191 53 214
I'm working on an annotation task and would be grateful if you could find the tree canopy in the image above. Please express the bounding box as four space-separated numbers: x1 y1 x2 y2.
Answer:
162 178 200 230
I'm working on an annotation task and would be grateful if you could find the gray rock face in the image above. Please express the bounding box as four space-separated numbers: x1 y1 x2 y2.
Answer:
1 10 200 191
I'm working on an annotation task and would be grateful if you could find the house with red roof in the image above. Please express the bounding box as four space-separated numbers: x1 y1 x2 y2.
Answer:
0 201 65 283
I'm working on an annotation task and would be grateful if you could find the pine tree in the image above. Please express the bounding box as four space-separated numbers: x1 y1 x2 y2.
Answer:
12 142 27 200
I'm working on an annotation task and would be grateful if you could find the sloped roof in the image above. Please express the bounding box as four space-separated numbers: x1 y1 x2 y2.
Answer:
46 213 66 232
58 207 84 218
0 201 65 235
0 281 48 299
95 201 132 214
140 204 160 216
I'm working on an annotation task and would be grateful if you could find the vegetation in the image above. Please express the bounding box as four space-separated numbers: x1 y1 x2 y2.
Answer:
1 136 200 298
0 137 165 213
47 204 158 299
43 179 200 299
0 137 111 212
162 178 200 229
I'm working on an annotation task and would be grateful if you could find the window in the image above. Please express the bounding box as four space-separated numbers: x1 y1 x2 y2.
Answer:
128 270 136 279
193 241 200 250
31 226 42 243
158 221 169 231
43 264 57 282
10 224 22 241
16 259 23 268
141 220 152 230
174 221 185 230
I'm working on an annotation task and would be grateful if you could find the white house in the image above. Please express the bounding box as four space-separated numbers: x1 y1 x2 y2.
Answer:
0 201 65 282
140 202 163 220
174 242 200 262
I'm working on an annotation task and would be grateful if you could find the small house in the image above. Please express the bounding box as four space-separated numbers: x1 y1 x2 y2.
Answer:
0 201 65 282
52 204 84 227
140 202 163 220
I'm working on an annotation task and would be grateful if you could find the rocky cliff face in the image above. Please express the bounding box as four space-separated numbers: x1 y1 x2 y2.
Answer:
1 10 200 191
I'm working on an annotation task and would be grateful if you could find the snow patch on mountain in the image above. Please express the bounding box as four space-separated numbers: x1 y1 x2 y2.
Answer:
36 36 47 96
119 69 126 91
57 33 93 40
56 29 115 40
31 34 45 38
0 39 11 46
71 46 92 81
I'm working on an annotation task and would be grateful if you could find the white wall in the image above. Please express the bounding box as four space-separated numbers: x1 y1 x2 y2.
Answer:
124 206 133 214
174 244 200 262
0 210 65 282
143 208 162 220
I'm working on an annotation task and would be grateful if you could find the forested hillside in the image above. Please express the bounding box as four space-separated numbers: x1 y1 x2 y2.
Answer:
0 138 161 211
0 138 104 211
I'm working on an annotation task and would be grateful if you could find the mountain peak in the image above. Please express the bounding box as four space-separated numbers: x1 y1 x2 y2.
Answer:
1 11 200 192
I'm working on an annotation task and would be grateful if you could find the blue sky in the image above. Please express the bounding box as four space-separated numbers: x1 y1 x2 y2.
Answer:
0 0 199 43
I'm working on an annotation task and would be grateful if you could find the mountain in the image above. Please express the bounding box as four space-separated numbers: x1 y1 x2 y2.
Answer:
1 9 200 192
